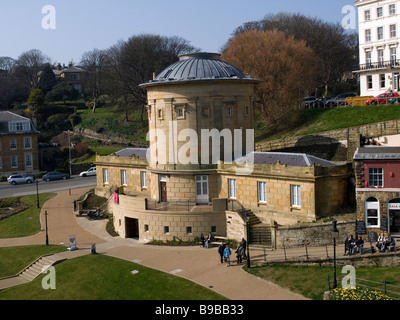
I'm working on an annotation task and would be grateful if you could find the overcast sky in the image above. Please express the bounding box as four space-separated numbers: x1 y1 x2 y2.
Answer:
0 0 357 64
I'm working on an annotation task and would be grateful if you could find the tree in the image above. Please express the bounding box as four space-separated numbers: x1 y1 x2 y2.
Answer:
27 88 45 110
38 64 57 95
231 13 358 96
15 49 51 91
80 49 109 113
45 81 79 103
222 29 318 125
107 34 197 122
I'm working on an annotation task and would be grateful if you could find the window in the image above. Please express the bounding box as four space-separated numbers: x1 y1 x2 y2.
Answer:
175 106 185 119
10 138 17 150
368 168 383 187
226 106 233 117
103 168 109 184
390 24 397 38
11 155 18 168
121 170 127 186
377 27 384 40
164 226 170 234
141 171 147 189
0 156 2 169
186 226 192 235
377 7 383 18
378 49 384 66
25 154 32 167
380 74 386 88
8 120 30 132
24 137 32 149
202 107 210 118
365 29 371 42
258 181 267 203
365 51 372 66
245 106 250 116
157 109 163 119
291 185 301 207
367 75 373 90
390 4 396 16
391 47 397 64
144 224 149 232
365 10 371 21
228 179 236 199
366 197 379 227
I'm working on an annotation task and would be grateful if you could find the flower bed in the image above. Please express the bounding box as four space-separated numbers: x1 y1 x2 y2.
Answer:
330 287 392 300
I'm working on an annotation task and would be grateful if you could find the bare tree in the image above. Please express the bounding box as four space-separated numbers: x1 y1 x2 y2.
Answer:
14 49 51 91
107 34 197 122
80 49 109 113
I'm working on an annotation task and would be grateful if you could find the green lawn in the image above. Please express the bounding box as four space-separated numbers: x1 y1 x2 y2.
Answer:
0 254 227 300
246 264 400 300
0 245 66 278
0 193 56 239
257 104 400 142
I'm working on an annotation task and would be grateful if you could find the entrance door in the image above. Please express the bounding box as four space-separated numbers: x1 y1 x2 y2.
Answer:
160 175 167 203
196 175 209 204
125 218 139 238
394 73 399 92
388 200 400 236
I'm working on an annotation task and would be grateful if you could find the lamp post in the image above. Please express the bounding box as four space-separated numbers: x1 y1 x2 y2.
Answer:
45 210 49 246
68 130 72 177
331 220 339 289
245 211 251 268
36 180 39 209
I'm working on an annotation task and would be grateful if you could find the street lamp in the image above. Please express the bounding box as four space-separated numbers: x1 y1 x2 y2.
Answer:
45 210 49 246
244 211 251 268
68 130 72 177
36 180 39 209
331 220 339 289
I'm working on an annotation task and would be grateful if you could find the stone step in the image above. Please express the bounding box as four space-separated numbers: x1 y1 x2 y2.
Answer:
18 255 60 282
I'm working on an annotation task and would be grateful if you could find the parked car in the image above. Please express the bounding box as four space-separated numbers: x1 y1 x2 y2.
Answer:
302 97 318 109
366 92 400 105
389 97 400 105
79 167 96 177
42 171 70 182
324 93 358 107
7 174 35 185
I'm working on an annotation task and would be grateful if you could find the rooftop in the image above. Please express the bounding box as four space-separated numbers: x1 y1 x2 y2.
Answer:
354 146 400 160
140 52 259 88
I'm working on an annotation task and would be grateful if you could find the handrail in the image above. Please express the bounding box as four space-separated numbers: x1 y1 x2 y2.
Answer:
227 199 248 222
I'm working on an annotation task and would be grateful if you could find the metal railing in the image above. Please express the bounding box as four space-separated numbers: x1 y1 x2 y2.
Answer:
145 199 196 211
353 59 400 71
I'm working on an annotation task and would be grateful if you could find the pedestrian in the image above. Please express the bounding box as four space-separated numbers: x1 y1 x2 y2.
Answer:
223 244 232 267
200 233 205 248
240 237 247 259
205 232 212 249
218 242 226 263
235 245 243 264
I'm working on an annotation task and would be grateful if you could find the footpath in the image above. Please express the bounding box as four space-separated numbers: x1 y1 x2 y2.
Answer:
0 187 306 300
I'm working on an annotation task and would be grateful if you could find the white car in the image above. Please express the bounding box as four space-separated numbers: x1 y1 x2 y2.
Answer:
79 167 96 177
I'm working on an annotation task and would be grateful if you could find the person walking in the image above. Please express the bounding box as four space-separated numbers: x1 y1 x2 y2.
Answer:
240 237 247 259
235 245 243 264
218 242 226 263
200 233 205 248
223 244 232 267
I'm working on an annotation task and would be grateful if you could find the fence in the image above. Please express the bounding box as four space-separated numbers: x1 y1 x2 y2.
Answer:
145 199 197 211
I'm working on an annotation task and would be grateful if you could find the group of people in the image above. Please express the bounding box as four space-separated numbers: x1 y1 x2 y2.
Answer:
217 237 247 267
376 233 396 253
200 232 213 248
344 233 396 255
344 235 364 255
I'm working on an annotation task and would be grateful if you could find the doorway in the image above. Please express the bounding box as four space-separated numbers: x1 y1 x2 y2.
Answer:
159 175 167 203
196 175 209 204
125 218 139 238
388 199 400 236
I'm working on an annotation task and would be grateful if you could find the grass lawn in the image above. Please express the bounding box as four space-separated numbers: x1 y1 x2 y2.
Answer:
73 147 122 164
0 193 56 239
0 245 66 278
0 254 227 300
246 264 400 300
257 104 400 142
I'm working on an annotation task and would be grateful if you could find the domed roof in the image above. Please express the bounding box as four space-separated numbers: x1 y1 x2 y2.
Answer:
140 53 257 88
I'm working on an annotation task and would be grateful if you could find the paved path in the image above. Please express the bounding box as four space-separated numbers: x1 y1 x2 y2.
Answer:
0 188 306 300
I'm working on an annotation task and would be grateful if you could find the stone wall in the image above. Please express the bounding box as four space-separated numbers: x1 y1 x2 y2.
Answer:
276 220 355 248
256 119 400 161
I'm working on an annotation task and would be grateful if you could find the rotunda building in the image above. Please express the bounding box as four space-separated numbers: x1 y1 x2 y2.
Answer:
140 52 259 205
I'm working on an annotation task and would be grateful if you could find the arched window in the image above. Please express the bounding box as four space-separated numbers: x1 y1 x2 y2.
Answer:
365 197 379 227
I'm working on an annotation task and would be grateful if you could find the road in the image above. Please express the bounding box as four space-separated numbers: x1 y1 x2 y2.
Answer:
0 176 97 199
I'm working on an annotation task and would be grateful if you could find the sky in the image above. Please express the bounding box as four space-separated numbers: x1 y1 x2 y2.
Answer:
0 0 357 65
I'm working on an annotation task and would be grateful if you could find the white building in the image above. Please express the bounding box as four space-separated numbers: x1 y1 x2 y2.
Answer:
354 0 400 97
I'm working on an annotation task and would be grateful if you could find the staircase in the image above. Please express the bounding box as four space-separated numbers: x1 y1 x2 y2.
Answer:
246 210 273 248
18 255 64 282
